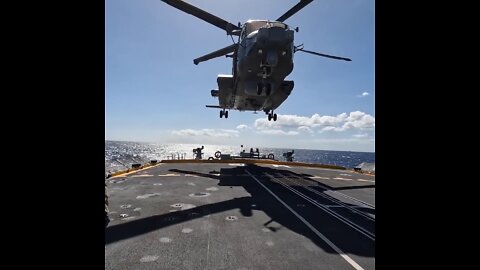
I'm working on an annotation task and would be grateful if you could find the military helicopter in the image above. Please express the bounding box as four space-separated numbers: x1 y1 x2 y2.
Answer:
160 0 351 121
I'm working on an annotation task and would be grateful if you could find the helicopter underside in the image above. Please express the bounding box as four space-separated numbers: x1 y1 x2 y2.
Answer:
232 79 294 113
211 74 294 121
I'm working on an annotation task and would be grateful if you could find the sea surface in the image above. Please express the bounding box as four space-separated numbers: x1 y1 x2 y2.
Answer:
105 140 375 173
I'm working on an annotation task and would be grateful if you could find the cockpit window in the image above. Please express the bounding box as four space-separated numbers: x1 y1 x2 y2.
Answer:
244 20 287 35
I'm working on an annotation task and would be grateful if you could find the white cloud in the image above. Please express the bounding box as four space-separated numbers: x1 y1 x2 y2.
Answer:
321 126 341 132
298 126 314 134
358 91 370 97
255 111 374 132
171 129 239 138
236 124 249 130
255 113 347 129
343 111 375 130
258 130 299 136
353 133 369 138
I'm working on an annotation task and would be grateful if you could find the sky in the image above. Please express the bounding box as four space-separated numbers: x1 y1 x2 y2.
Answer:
105 0 375 152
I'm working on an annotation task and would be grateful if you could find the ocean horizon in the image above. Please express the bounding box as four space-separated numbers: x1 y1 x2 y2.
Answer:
105 140 375 173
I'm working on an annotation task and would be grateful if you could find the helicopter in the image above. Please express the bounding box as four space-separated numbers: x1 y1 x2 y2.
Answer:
160 0 351 121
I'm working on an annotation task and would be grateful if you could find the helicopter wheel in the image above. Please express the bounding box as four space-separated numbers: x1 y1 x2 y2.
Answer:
225 110 228 118
273 113 277 121
268 113 272 121
220 110 223 118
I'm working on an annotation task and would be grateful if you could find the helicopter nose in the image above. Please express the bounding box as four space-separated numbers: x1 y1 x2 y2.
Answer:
256 27 294 47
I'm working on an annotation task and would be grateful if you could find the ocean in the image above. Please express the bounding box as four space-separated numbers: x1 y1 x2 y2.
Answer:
105 140 375 173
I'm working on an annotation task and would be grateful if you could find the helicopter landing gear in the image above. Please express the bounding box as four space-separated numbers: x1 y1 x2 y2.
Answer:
220 109 228 119
266 110 277 121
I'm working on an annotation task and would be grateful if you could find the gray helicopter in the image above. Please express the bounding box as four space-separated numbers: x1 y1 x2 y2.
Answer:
160 0 351 121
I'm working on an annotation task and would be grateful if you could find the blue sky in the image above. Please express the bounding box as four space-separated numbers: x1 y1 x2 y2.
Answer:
105 0 375 152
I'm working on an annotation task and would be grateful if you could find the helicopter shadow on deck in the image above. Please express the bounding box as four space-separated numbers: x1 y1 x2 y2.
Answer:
270 168 376 215
105 164 374 258
262 169 375 191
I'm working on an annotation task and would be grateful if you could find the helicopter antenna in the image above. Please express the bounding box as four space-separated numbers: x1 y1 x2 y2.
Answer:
294 44 351 61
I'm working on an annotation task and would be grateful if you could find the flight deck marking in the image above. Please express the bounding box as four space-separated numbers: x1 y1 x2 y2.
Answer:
159 237 172 243
357 179 375 183
157 174 180 177
311 176 330 180
245 170 366 270
334 177 353 181
136 193 162 199
182 228 193 234
140 255 159 263
130 174 154 177
272 165 291 168
110 163 163 178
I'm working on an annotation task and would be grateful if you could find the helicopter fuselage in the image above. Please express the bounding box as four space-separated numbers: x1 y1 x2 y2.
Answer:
213 20 295 117
160 0 349 121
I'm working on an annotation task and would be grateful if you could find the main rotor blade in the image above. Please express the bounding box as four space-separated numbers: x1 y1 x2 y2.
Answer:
160 0 241 35
276 0 314 22
194 43 238 65
296 48 351 61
